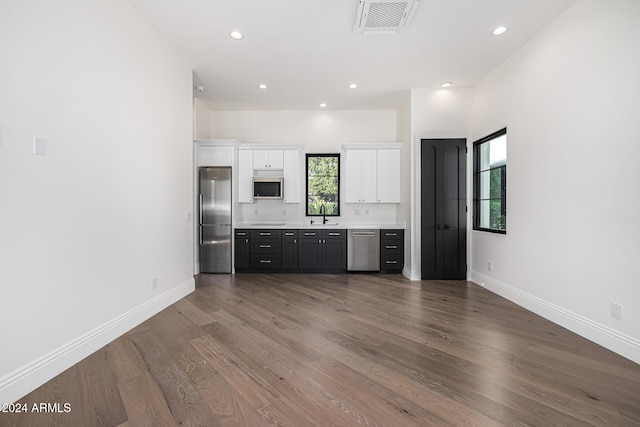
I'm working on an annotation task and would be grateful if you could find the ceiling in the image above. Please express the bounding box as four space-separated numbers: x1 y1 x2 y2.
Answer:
129 0 576 111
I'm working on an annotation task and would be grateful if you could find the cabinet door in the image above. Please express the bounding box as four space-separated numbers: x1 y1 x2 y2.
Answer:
298 238 322 269
283 150 300 203
282 237 298 269
376 148 400 203
361 150 377 202
268 150 284 169
322 230 346 270
254 150 283 169
234 237 250 270
238 150 254 203
253 150 269 169
197 146 233 167
345 150 363 203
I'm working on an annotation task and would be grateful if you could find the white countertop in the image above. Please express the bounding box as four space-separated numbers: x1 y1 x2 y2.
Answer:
234 220 405 230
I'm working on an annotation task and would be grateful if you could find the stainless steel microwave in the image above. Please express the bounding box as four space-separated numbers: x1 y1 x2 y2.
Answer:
252 176 283 199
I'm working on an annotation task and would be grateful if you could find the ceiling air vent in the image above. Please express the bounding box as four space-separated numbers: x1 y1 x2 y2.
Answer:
353 0 421 35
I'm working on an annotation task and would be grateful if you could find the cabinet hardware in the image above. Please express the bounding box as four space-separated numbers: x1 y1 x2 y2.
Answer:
260 232 271 236
385 260 398 264
386 245 398 249
385 232 397 236
328 232 340 236
237 232 246 236
260 260 272 263
305 232 316 236
259 245 271 248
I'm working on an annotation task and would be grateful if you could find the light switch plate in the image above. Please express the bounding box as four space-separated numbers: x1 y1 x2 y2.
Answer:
34 137 46 156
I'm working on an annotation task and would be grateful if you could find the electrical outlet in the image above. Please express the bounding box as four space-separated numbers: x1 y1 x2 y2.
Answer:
610 302 622 320
488 261 493 272
151 276 157 291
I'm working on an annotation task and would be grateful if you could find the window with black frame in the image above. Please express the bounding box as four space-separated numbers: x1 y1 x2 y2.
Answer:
473 128 507 233
306 154 340 216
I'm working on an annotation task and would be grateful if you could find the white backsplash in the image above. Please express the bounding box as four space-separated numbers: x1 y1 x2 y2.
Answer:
235 199 399 226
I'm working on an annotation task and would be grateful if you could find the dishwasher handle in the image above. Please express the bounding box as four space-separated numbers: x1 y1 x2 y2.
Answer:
351 231 377 236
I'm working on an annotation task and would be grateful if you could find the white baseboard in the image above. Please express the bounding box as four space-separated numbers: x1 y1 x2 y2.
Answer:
0 278 195 405
470 271 640 365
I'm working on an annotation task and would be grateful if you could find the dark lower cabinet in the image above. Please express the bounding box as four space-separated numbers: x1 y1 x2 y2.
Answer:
235 228 398 274
380 229 404 273
234 229 250 270
298 229 346 272
282 230 298 269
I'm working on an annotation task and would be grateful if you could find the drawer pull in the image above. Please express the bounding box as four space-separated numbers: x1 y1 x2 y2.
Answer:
237 232 246 236
385 245 398 249
304 232 316 236
328 232 341 236
385 260 398 264
260 260 272 264
259 245 272 248
385 232 398 236
285 232 294 236
259 232 271 236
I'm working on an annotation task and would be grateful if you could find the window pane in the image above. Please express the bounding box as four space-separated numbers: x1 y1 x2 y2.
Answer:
489 167 504 199
473 128 507 233
306 154 340 216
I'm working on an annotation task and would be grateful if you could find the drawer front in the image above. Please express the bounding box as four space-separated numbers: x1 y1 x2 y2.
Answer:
235 229 250 238
250 229 282 239
250 254 282 269
381 229 403 239
250 240 282 254
300 230 320 238
381 242 402 255
323 229 345 239
283 230 298 239
381 255 403 270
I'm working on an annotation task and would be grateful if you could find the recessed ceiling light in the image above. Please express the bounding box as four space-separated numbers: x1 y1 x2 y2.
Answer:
440 82 452 88
348 83 358 89
492 26 508 36
319 103 327 108
258 84 267 90
229 31 244 40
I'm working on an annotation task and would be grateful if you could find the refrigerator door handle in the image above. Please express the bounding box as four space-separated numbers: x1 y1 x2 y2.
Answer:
199 227 203 245
199 194 204 225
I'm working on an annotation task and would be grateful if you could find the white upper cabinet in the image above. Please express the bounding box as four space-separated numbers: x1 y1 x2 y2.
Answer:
343 143 401 204
237 145 302 204
346 149 378 203
195 140 238 167
253 149 284 170
376 148 401 203
237 150 254 203
283 150 300 204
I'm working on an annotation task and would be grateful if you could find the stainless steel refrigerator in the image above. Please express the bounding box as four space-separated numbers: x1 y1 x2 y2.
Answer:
199 167 232 273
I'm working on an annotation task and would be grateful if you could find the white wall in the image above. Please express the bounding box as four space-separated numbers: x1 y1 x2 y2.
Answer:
193 98 213 139
0 0 195 403
469 0 640 363
409 88 473 279
211 110 401 225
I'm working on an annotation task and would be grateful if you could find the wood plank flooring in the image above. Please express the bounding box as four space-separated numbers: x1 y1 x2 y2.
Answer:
2 273 639 426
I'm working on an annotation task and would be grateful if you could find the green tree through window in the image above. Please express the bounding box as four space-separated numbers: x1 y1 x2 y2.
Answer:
306 154 340 216
473 128 507 233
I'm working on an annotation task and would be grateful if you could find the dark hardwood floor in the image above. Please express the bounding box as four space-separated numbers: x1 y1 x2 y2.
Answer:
2 273 639 426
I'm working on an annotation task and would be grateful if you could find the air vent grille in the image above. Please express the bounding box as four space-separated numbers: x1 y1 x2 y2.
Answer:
366 2 407 28
353 0 421 35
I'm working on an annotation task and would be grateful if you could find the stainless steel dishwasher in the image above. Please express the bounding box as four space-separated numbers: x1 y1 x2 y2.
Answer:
347 229 380 271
